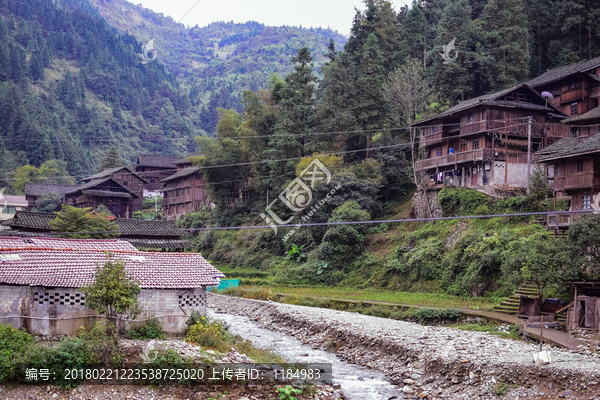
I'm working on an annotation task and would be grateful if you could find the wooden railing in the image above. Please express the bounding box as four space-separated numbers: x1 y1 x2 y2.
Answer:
164 194 192 206
553 173 600 191
415 149 493 170
560 88 584 103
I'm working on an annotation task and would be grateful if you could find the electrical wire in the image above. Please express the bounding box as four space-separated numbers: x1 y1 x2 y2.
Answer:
5 209 593 236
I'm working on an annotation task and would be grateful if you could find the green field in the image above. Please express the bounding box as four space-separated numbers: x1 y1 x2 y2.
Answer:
241 285 502 310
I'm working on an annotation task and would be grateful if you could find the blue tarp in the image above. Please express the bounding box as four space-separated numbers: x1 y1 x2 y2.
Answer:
207 279 240 292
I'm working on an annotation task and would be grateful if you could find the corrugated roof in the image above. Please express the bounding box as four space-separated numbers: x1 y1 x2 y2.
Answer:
2 195 27 205
161 167 201 182
25 184 79 197
84 167 148 184
527 56 600 87
537 133 600 161
0 237 224 289
1 212 188 237
136 155 179 169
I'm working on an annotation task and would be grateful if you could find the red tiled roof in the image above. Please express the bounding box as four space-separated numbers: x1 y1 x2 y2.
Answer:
0 237 224 289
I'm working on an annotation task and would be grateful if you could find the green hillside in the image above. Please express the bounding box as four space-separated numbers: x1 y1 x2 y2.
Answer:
86 0 347 133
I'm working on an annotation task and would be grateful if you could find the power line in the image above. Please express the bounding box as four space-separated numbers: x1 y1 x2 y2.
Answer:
8 209 593 236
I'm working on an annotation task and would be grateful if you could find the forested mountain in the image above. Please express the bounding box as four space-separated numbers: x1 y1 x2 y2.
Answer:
0 0 346 186
86 0 347 134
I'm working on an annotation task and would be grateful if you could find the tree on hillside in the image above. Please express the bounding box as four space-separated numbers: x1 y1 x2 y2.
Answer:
80 254 141 344
10 165 39 194
481 0 530 89
398 1 426 64
99 148 124 171
49 205 119 239
37 159 76 185
384 57 432 185
568 213 600 276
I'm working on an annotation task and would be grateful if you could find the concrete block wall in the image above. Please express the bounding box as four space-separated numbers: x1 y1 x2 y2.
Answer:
0 285 207 336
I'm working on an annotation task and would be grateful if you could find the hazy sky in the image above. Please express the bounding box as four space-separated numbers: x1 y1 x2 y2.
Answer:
132 0 411 36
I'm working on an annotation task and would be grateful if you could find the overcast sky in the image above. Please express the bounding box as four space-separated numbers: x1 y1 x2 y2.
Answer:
131 0 411 36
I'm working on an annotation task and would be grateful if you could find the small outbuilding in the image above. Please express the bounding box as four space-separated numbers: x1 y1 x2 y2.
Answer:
565 280 600 333
0 237 224 336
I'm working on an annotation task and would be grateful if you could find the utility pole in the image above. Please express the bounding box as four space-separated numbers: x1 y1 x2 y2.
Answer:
526 116 532 195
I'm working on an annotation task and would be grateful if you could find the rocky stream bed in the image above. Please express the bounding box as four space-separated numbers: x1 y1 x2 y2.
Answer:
208 293 600 400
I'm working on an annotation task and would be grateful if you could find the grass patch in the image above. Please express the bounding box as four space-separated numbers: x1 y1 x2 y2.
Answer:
238 286 500 309
451 321 521 341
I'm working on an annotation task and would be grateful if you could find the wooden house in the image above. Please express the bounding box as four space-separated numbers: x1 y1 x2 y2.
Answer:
565 281 600 333
528 55 600 138
0 195 27 221
135 155 179 195
24 184 78 211
82 167 148 212
161 158 208 218
63 178 138 218
411 84 570 196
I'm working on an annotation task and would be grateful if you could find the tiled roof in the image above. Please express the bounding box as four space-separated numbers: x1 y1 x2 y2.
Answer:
136 155 179 169
0 236 137 252
174 156 196 165
536 133 600 161
123 238 195 249
1 212 188 237
25 184 79 197
0 237 224 289
527 56 600 87
535 137 579 158
81 190 133 199
66 178 139 199
411 83 563 126
84 167 148 184
161 167 201 182
561 106 600 124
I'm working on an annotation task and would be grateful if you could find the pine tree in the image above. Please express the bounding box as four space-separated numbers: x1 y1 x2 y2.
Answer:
28 49 44 80
398 1 426 63
481 0 530 89
99 147 123 171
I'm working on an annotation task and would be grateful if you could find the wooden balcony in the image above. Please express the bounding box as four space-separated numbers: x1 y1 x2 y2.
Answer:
415 149 494 171
163 194 192 206
560 88 585 103
460 121 487 136
553 173 600 191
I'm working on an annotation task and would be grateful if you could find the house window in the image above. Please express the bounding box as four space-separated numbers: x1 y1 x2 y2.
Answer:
436 148 442 157
432 124 438 134
583 194 591 209
571 102 578 115
460 141 467 152
555 164 561 176
123 180 129 186
467 114 474 124
594 98 599 108
149 178 155 183
472 139 480 150
575 160 584 173
571 127 579 137
569 82 576 90
481 111 485 120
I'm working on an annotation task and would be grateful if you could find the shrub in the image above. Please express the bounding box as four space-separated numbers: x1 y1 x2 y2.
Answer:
415 308 463 323
438 188 489 216
0 324 33 381
185 316 231 351
126 317 166 340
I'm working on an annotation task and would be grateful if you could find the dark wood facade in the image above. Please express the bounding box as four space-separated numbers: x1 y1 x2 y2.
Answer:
135 155 179 192
412 84 570 194
82 167 147 212
64 178 138 218
161 164 208 218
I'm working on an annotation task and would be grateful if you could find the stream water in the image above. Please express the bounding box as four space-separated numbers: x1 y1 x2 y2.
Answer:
208 310 404 400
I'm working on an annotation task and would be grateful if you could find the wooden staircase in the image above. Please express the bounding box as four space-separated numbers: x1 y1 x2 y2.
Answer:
493 285 540 314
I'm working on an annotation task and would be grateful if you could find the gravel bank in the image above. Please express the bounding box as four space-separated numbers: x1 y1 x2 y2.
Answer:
209 293 600 399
